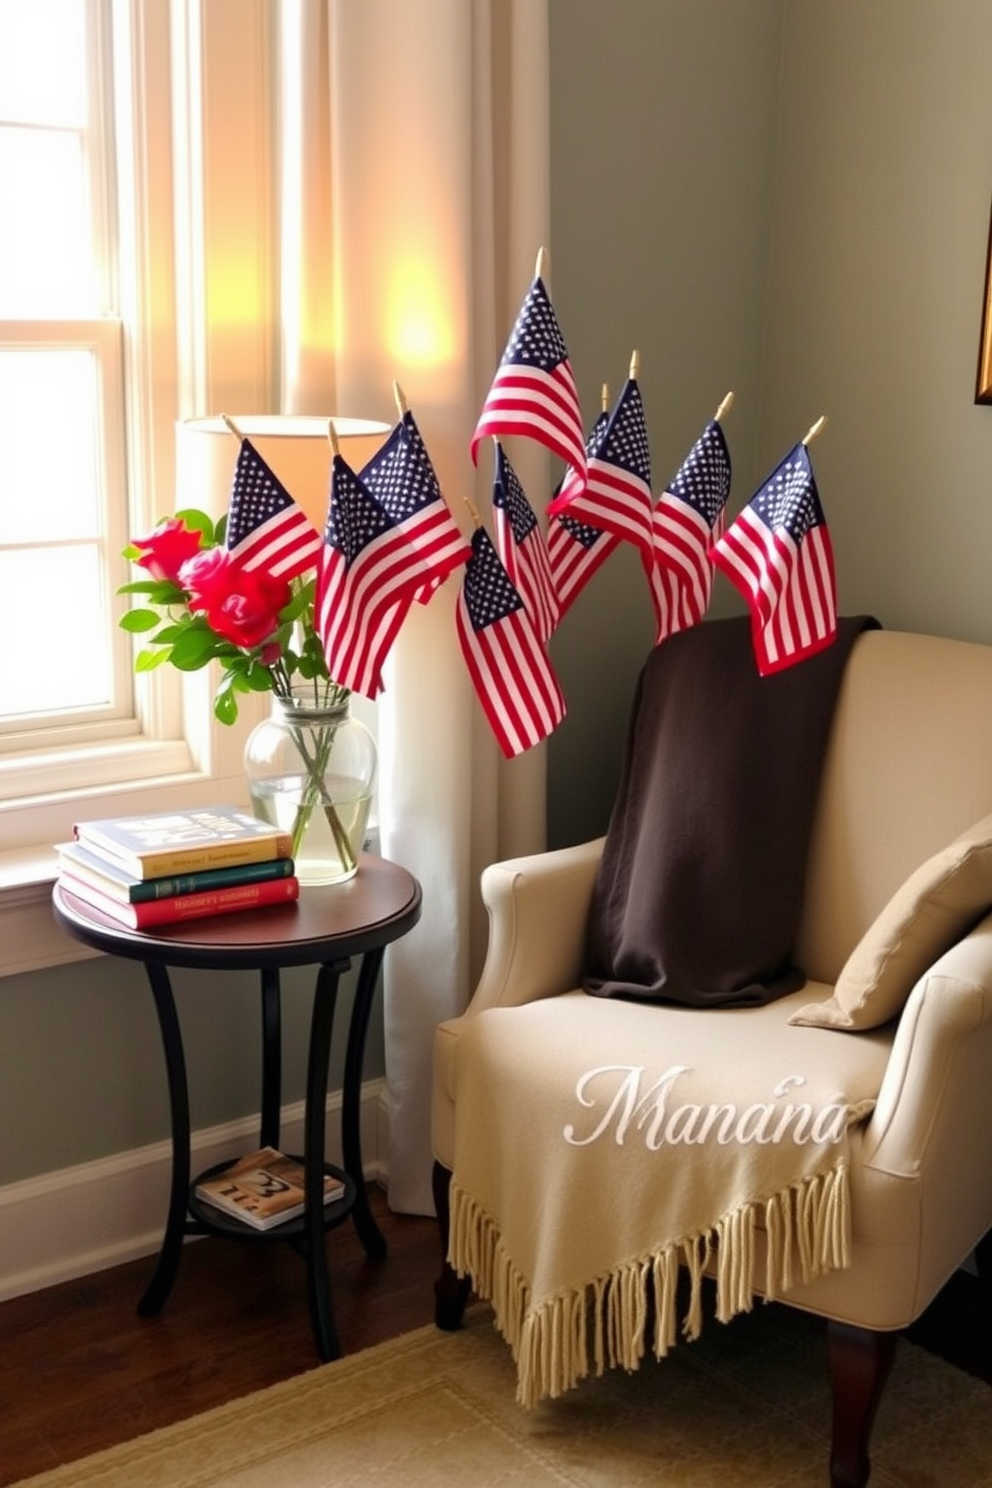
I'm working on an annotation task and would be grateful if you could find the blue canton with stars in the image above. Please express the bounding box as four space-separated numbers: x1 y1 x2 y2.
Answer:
362 413 442 519
669 420 731 525
598 381 651 483
464 528 524 631
502 277 569 371
226 441 297 547
751 445 824 541
493 446 537 541
326 460 394 563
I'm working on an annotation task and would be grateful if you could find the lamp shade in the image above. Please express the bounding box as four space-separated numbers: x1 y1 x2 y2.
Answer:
175 414 391 533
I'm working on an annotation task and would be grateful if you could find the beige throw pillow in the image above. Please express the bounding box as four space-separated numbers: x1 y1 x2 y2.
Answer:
789 812 992 1031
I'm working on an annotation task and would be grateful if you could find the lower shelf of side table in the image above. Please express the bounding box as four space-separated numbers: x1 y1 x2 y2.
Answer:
187 1156 358 1245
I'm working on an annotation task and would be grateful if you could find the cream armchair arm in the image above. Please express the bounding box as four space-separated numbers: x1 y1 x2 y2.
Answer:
861 911 992 1281
467 836 605 1014
866 909 992 1170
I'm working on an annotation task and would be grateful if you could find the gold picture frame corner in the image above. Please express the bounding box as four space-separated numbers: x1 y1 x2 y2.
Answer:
975 196 992 405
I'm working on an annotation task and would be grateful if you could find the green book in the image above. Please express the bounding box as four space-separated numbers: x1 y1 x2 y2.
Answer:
56 839 295 903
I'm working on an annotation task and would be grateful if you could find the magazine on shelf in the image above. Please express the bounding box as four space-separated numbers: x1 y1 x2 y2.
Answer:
56 840 295 903
194 1147 346 1230
71 804 292 879
57 870 300 929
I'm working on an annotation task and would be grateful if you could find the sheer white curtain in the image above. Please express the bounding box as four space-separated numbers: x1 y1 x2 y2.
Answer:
278 0 552 1213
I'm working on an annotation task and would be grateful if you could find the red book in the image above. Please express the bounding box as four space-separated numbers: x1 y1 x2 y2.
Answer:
57 871 300 929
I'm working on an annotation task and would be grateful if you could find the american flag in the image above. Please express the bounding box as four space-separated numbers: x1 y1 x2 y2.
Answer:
315 456 429 698
546 377 672 637
225 438 322 580
547 377 653 559
546 408 618 618
652 417 732 640
492 442 559 643
455 525 566 758
710 442 837 675
470 276 586 481
359 410 470 602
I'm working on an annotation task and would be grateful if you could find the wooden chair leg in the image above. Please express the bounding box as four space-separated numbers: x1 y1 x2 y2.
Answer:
826 1321 897 1488
432 1159 472 1331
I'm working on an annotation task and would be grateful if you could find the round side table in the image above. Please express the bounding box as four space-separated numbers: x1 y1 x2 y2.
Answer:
52 853 422 1362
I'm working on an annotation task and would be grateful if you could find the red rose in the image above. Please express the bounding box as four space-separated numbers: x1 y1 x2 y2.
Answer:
132 518 203 582
181 549 291 649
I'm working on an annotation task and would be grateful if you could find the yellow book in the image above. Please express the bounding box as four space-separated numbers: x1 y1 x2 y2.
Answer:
71 804 292 880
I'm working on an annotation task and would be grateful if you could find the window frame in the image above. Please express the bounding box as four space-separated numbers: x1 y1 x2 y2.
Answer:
0 0 277 975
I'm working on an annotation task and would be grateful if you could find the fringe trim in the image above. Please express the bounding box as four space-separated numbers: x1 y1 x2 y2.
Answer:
448 1159 852 1410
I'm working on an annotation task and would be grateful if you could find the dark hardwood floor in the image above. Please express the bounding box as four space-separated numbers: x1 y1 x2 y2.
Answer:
1 1186 990 1486
0 1187 441 1485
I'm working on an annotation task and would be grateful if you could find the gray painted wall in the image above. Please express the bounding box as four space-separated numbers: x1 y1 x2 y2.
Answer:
5 0 992 1188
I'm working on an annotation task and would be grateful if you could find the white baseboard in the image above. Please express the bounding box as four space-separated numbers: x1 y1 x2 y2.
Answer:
0 1078 390 1303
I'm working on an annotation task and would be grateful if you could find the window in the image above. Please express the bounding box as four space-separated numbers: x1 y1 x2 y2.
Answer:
0 1 132 742
1 0 274 965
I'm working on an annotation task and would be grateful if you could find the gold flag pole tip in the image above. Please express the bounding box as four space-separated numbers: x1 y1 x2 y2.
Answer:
392 380 409 418
326 420 340 457
629 350 640 382
463 498 483 528
221 413 243 440
714 391 735 422
802 414 828 446
535 246 548 281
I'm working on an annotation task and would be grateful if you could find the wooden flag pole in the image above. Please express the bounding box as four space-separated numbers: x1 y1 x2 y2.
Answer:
463 497 484 528
393 380 409 419
326 419 340 458
802 414 828 446
629 349 640 382
714 391 735 422
535 246 548 282
221 414 243 441
601 383 610 412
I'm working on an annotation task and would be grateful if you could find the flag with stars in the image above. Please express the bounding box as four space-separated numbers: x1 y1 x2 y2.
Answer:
547 407 619 618
710 442 837 675
471 276 587 481
652 417 732 640
455 525 566 758
315 456 430 698
225 438 322 580
547 377 653 559
492 442 559 643
359 410 470 603
547 377 670 635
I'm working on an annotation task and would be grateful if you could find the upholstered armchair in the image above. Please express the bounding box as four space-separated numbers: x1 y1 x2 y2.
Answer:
432 624 992 1488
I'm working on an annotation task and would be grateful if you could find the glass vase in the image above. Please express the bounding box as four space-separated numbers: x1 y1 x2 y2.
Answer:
244 691 377 886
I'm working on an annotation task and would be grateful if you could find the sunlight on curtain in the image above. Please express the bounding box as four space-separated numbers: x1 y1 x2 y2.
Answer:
280 0 551 1212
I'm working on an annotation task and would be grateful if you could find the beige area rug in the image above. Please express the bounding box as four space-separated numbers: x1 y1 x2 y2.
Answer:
14 1304 992 1488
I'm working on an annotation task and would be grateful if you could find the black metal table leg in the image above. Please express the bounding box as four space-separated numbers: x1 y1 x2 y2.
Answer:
303 957 349 1362
138 959 190 1316
343 946 387 1260
259 966 282 1150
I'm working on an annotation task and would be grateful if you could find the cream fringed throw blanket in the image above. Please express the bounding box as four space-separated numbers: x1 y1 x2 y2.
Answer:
447 991 891 1409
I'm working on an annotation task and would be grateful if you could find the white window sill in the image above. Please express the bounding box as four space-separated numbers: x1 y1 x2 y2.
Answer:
0 853 97 977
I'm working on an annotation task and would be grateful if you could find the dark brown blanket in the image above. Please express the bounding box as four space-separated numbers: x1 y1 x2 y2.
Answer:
583 614 880 1007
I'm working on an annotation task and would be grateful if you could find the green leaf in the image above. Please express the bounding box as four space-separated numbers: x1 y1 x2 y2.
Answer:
168 624 223 670
117 578 187 604
244 667 275 692
134 647 172 672
172 508 216 544
215 512 228 545
214 689 239 725
119 608 162 633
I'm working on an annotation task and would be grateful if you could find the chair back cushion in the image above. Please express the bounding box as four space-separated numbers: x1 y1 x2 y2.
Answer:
795 630 992 983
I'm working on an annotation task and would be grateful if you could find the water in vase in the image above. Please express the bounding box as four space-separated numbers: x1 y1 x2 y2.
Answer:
249 774 372 885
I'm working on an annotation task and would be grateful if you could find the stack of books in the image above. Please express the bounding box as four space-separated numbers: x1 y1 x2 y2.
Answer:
55 804 299 928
